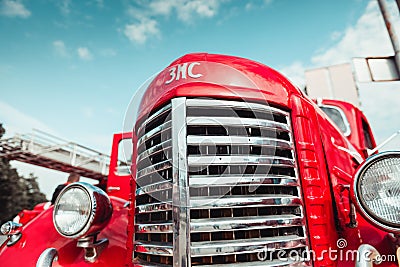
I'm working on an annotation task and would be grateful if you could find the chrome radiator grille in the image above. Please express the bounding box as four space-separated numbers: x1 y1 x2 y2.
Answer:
134 98 309 267
135 103 174 266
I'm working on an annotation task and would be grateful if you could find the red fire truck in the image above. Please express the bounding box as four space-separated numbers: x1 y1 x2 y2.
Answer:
1 53 399 267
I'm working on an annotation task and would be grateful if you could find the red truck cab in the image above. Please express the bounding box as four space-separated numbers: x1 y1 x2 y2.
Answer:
315 99 377 158
1 53 399 267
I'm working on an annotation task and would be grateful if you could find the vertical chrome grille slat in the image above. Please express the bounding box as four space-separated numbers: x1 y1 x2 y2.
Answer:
134 102 174 266
135 98 310 267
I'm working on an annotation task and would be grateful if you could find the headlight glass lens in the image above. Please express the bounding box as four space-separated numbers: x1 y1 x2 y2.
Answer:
54 187 91 236
358 156 400 227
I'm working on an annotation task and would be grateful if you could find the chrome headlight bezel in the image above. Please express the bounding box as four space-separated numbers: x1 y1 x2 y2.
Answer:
53 182 112 239
353 151 400 233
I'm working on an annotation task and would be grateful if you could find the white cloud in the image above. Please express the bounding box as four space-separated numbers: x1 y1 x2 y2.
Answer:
279 61 307 89
0 0 31 18
277 1 400 152
330 31 342 41
52 40 69 58
311 1 397 66
358 81 400 150
124 19 160 44
279 1 400 91
77 47 93 61
148 0 220 22
245 3 253 11
123 0 225 44
148 1 175 16
59 0 71 16
176 0 219 22
245 0 273 11
264 0 273 6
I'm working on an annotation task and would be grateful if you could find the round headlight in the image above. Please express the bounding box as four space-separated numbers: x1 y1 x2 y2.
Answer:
53 182 112 238
353 151 400 232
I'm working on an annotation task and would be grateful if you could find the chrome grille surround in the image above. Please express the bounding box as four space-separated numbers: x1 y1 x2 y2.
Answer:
134 98 310 267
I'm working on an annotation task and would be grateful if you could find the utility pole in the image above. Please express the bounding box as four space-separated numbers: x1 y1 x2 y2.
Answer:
378 0 400 76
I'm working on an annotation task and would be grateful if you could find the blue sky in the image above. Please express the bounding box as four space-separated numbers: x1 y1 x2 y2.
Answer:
1 0 400 197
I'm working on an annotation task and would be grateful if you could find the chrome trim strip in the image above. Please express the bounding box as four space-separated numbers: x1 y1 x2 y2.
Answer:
134 241 173 256
135 202 172 214
187 117 290 132
137 121 172 149
191 235 307 256
171 98 191 267
135 215 303 234
136 159 172 180
186 99 289 117
191 195 301 209
137 139 172 163
188 155 295 167
135 222 173 233
137 103 172 135
136 180 173 196
187 135 292 149
191 215 304 233
189 175 298 187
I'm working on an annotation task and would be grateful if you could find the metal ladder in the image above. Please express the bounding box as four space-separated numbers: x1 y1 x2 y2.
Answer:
0 129 110 180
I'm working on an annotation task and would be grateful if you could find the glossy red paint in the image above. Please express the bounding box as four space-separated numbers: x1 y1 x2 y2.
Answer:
290 95 339 267
0 197 128 266
107 132 133 200
16 202 51 225
136 53 305 126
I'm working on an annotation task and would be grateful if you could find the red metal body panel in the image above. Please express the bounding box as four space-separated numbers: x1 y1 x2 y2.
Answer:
107 132 133 200
318 99 377 157
0 197 128 266
15 202 51 225
136 53 304 126
290 95 339 267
